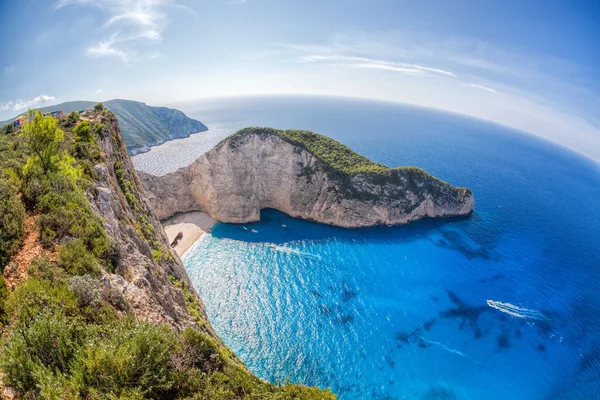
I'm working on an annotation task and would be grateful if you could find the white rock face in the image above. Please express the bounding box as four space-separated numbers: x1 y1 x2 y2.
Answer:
139 131 474 228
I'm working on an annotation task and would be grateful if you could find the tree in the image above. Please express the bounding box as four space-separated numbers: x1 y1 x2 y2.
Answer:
2 123 13 135
21 110 64 174
66 111 80 125
94 103 105 112
73 120 92 142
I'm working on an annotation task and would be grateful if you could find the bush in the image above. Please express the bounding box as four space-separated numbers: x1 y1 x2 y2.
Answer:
38 189 110 261
73 320 178 398
5 279 79 325
0 311 85 395
59 239 101 276
73 120 92 142
27 257 67 283
66 111 80 125
68 275 102 308
0 179 26 271
172 329 226 373
94 103 105 112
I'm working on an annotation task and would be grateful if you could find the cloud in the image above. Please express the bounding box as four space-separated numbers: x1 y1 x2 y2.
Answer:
4 65 16 73
95 89 104 94
86 33 132 63
55 0 186 64
0 95 57 112
296 54 456 78
465 83 499 94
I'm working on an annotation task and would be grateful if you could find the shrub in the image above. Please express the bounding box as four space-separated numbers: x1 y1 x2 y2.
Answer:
94 103 105 112
0 311 85 395
114 160 136 208
59 239 101 276
0 179 26 271
73 141 102 163
38 189 110 261
66 111 80 125
68 275 102 308
73 120 92 142
5 279 79 325
27 257 67 283
172 329 226 373
73 320 178 397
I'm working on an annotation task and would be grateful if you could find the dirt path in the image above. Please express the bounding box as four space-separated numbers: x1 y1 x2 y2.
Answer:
3 216 44 290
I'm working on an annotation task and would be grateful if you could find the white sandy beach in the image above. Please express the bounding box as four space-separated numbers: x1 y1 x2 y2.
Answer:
162 211 217 257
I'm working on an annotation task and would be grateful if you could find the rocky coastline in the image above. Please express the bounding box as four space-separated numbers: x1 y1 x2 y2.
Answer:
139 127 474 228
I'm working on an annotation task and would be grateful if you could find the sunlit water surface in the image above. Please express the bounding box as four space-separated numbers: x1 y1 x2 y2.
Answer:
133 95 600 400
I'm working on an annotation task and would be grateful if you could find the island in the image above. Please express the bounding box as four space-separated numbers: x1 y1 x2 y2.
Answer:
139 127 474 227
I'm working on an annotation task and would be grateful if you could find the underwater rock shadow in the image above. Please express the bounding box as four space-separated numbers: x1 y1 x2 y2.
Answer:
394 291 560 358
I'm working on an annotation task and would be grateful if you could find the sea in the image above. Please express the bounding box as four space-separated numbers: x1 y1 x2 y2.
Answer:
132 95 600 400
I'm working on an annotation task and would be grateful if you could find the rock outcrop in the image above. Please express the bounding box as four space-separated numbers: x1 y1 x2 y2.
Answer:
139 127 474 227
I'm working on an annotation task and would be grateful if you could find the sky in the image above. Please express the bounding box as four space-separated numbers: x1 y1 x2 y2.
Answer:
1 0 599 161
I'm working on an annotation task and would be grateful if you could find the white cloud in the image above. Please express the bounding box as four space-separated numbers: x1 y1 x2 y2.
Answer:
86 33 132 63
0 95 57 112
465 83 499 94
95 89 104 94
4 65 16 73
296 54 455 77
55 0 186 64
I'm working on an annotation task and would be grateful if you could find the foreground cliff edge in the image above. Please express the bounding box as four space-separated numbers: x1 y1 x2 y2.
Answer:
140 127 474 227
0 110 334 399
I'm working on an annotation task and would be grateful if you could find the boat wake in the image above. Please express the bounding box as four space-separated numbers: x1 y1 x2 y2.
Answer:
269 244 321 259
419 337 480 363
487 300 547 320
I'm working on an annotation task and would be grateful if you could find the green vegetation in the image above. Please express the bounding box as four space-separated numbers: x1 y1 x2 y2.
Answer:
21 110 65 174
66 110 80 125
0 275 8 326
94 102 105 112
0 179 26 271
0 111 334 399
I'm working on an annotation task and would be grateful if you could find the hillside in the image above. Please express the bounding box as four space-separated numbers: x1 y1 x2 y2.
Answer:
1 99 208 155
141 127 474 227
0 110 334 399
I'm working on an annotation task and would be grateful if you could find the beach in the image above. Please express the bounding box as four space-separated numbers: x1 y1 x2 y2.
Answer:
162 211 217 257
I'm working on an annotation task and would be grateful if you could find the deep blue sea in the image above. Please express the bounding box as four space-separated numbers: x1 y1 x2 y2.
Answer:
133 95 600 400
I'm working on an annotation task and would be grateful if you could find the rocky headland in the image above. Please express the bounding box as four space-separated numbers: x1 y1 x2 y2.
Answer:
139 127 474 227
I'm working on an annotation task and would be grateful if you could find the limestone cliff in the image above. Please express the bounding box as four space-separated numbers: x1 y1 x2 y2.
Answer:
87 113 209 331
139 127 474 227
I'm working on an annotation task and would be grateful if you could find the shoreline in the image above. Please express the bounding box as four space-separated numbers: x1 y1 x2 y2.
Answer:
162 211 216 257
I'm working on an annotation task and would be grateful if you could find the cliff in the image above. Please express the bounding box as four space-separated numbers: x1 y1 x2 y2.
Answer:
87 113 206 329
139 127 474 227
0 112 334 398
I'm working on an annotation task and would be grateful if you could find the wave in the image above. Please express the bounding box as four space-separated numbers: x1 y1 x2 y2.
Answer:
487 300 547 320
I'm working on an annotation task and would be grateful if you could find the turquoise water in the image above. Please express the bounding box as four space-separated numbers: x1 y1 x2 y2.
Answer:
152 96 600 399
